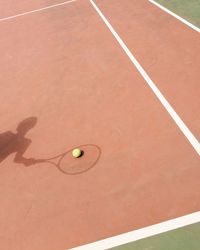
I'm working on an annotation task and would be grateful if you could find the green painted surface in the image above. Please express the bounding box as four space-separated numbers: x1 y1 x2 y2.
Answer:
110 222 200 250
155 0 200 28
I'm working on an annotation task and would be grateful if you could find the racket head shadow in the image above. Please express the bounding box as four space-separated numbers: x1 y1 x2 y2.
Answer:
57 144 101 175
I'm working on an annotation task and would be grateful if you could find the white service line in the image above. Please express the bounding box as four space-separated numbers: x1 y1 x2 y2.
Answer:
0 0 77 22
149 0 200 33
70 211 200 249
89 0 200 156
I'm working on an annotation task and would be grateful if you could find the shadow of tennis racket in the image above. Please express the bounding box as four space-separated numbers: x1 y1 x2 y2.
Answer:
35 144 101 175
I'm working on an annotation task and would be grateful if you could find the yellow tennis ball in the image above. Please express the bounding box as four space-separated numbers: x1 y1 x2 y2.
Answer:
72 148 82 158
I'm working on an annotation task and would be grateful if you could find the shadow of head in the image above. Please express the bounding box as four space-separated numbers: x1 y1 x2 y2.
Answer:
16 117 37 136
0 117 38 166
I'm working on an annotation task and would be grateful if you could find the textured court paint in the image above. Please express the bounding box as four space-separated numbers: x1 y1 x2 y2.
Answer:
111 222 200 250
0 0 77 22
90 0 200 156
70 212 200 249
1 1 200 249
151 0 200 31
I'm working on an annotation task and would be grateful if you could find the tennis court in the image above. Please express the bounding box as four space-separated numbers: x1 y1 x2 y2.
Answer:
0 1 200 249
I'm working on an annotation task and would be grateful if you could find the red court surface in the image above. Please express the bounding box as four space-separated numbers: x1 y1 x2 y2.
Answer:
95 0 200 138
0 1 200 249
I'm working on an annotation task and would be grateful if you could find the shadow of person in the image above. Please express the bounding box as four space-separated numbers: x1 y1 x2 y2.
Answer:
0 117 39 166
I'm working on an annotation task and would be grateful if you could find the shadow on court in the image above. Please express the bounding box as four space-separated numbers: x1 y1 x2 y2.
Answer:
0 117 101 175
0 117 39 166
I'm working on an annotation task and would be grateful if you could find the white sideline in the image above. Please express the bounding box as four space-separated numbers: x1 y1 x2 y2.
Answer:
149 0 200 33
89 0 200 156
0 0 77 22
70 211 200 249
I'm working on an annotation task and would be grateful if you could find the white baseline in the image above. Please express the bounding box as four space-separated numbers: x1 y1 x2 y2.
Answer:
89 0 200 156
149 0 200 33
0 0 77 22
70 211 200 249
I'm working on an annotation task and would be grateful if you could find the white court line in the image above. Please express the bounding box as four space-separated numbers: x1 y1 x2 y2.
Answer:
149 0 200 33
70 211 200 249
0 0 76 22
89 0 200 156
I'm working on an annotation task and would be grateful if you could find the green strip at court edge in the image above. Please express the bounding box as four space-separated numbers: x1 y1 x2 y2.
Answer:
155 0 200 28
110 222 200 250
